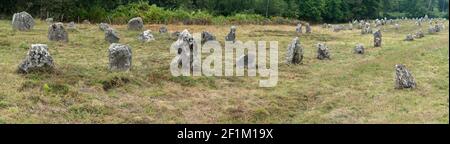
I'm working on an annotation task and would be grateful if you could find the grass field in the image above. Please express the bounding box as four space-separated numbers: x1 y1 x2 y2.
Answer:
0 20 448 124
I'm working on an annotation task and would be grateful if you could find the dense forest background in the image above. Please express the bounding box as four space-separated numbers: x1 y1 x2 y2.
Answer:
0 0 448 24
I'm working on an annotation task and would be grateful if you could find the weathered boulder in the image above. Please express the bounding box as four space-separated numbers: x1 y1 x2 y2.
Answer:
83 20 91 24
99 23 110 31
333 25 344 32
201 31 216 44
296 24 303 33
105 28 120 44
373 30 382 47
428 26 437 34
415 30 424 38
67 21 76 30
108 43 132 71
405 34 415 41
45 18 54 24
354 44 365 54
159 25 168 33
305 23 312 33
128 17 144 31
317 43 330 60
225 26 237 42
48 22 69 42
171 29 200 70
18 44 54 73
395 64 416 89
138 30 155 42
286 37 303 64
12 11 34 31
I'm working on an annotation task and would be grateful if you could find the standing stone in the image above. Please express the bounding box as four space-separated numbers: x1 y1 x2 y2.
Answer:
305 23 312 33
428 26 437 34
99 23 110 31
18 44 54 73
405 34 415 41
45 18 54 24
296 23 303 33
67 21 76 30
348 22 353 30
286 37 303 64
128 17 144 31
105 28 120 44
225 26 237 43
137 30 155 42
373 30 382 47
159 25 168 33
201 31 216 44
395 64 416 89
317 43 331 60
415 30 424 38
333 25 343 32
354 44 365 54
48 22 68 42
83 20 91 24
171 29 200 70
12 11 34 31
108 43 132 71
394 24 400 30
237 54 256 69
434 24 441 32
322 23 327 29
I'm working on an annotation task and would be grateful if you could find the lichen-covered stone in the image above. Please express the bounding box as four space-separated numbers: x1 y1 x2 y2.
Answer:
354 44 365 54
159 25 168 33
373 30 382 47
201 31 216 44
18 44 54 73
296 24 303 33
286 37 303 64
415 30 424 38
317 43 330 60
128 17 144 31
171 29 200 70
48 22 69 42
12 11 34 31
225 26 237 42
138 30 155 42
395 64 416 89
108 43 132 71
405 34 415 41
105 28 120 44
305 23 312 33
99 23 110 31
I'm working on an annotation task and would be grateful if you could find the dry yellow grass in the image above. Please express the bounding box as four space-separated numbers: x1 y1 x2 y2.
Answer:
0 20 448 123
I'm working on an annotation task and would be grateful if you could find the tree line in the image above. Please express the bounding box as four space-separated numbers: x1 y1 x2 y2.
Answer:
0 0 448 23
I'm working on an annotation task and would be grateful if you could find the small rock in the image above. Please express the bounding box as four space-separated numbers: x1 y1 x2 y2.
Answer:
138 30 155 42
225 26 237 42
18 44 54 73
105 28 120 44
159 25 168 34
201 31 216 44
99 23 110 31
405 34 415 41
354 44 365 54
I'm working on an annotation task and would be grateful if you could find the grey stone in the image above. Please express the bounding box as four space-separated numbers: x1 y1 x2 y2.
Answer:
405 34 415 41
394 24 400 30
171 29 200 70
373 30 382 47
225 26 237 42
99 23 110 31
128 17 144 31
415 30 424 38
45 18 53 24
138 30 155 42
12 11 34 31
105 28 120 44
305 23 312 33
18 44 54 73
354 44 364 54
395 64 416 89
159 25 168 33
286 37 303 64
108 43 132 71
83 20 91 24
48 22 68 42
428 26 437 34
67 21 76 30
296 24 303 33
317 43 330 60
201 31 216 44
